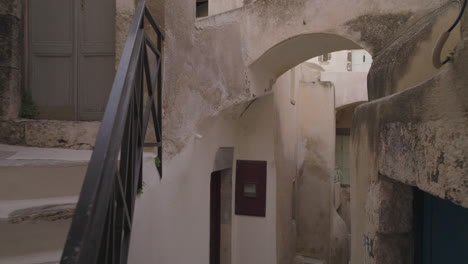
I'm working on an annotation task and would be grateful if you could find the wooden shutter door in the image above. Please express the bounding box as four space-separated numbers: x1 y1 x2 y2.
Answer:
77 0 115 120
29 0 75 120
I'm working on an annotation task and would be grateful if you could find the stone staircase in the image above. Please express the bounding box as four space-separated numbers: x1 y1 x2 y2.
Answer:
0 144 91 264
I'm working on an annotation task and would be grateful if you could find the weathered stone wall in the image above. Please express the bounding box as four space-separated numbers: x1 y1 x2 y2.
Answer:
367 3 461 100
351 13 468 264
0 120 99 150
0 0 22 120
116 0 136 65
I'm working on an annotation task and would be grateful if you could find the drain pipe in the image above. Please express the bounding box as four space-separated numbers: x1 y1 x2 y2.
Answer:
433 0 468 68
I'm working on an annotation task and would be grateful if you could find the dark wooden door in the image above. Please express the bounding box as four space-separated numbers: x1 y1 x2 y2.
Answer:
415 190 468 264
210 171 221 264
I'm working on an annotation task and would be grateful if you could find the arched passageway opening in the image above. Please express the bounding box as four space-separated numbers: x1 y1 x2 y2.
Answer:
235 32 372 264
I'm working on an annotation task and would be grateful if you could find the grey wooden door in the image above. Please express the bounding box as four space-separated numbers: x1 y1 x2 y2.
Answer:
29 0 115 121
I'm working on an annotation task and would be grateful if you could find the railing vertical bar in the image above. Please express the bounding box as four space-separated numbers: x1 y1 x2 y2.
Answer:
157 29 163 176
138 42 145 191
142 46 161 142
129 85 136 216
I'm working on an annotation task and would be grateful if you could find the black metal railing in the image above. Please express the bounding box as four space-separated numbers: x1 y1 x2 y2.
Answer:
60 0 163 263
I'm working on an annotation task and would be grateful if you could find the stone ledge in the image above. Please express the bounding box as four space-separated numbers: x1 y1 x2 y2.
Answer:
0 120 100 150
8 203 75 223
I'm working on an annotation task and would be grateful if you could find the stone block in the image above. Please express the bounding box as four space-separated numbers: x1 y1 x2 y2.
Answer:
0 67 20 120
24 120 100 150
365 180 413 234
0 120 24 145
372 233 413 264
0 14 22 68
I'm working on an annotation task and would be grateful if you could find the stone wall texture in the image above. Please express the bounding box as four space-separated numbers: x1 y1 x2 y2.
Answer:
0 0 22 120
351 13 468 264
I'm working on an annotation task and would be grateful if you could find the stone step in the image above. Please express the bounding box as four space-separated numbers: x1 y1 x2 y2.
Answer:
0 144 91 200
0 159 88 200
0 250 61 264
0 197 77 260
0 196 78 221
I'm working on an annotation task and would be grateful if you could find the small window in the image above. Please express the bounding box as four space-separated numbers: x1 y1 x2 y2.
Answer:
243 183 257 198
196 0 208 18
318 53 331 64
363 55 366 63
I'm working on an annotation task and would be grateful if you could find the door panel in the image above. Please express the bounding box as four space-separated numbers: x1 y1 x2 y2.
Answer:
30 56 74 119
30 0 73 42
415 190 468 264
423 193 468 264
77 0 115 120
78 56 114 120
80 0 115 43
29 0 75 120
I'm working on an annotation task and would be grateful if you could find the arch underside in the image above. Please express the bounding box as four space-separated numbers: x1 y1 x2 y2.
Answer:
248 33 362 95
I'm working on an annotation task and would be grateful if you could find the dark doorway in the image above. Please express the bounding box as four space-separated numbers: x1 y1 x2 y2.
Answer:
210 171 221 264
210 169 232 264
414 189 468 264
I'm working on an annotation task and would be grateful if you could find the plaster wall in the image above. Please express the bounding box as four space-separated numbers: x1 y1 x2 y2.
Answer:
128 111 238 264
307 50 369 109
129 94 279 264
294 63 350 264
273 61 361 264
272 67 298 264
322 71 368 109
307 50 372 73
209 0 243 16
308 50 350 72
232 94 277 264
351 50 372 72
